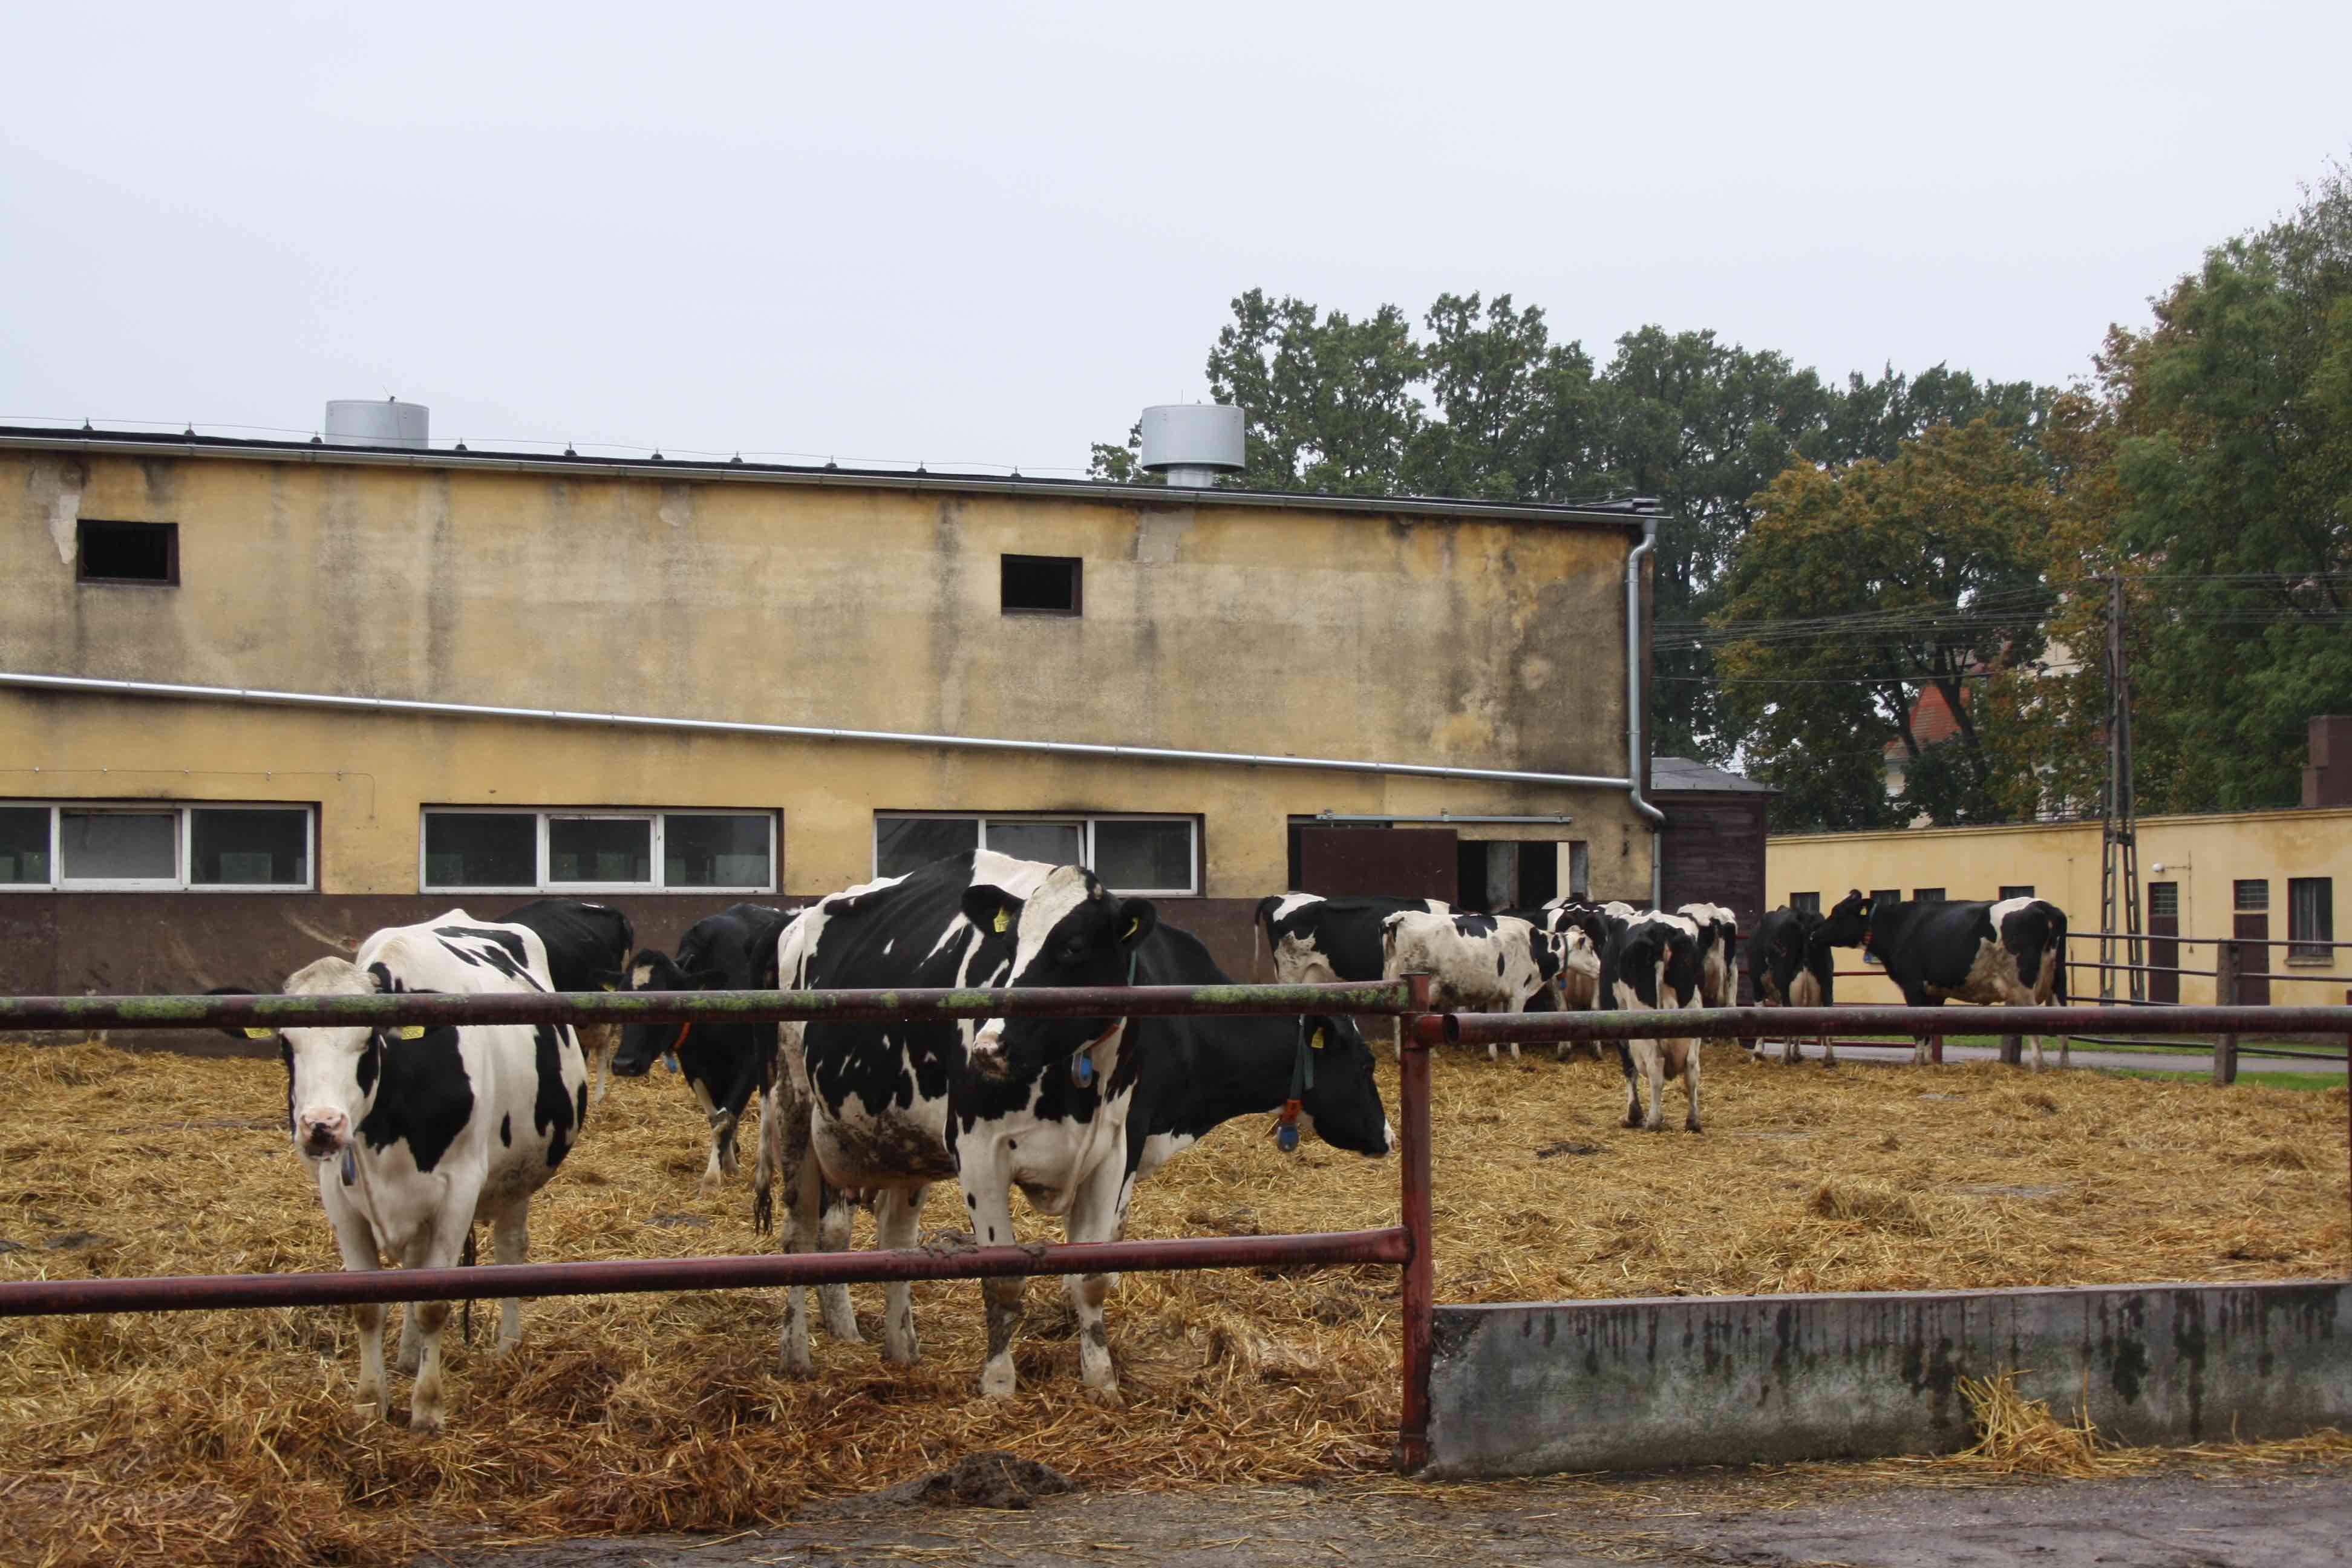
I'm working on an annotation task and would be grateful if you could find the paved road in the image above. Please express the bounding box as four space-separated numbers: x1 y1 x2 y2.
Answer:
456 1463 2352 1567
1759 1037 2346 1075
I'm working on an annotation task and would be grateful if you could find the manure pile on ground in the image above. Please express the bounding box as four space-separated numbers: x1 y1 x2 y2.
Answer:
1 1037 2344 1566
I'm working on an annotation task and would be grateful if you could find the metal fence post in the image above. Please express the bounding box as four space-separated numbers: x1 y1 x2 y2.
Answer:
1999 1034 2024 1067
1930 1033 1945 1066
1396 972 1436 1474
2213 942 2239 1086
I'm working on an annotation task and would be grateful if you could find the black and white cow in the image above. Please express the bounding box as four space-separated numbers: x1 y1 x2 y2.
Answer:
1379 909 1571 1062
1865 896 2071 1068
231 913 587 1431
762 852 1392 1403
497 898 633 1105
1676 903 1741 1048
1502 904 1610 1059
1256 892 1451 1057
1748 891 1870 1065
612 903 801 1193
1599 909 1706 1131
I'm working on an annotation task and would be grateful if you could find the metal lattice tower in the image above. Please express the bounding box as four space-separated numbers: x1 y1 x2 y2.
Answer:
2098 573 2145 1002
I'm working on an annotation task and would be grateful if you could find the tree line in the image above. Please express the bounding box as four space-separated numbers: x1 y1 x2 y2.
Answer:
1092 162 2352 833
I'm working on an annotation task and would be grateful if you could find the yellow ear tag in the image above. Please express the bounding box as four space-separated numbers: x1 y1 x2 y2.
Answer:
1310 1028 1325 1051
243 1027 275 1041
600 982 617 992
393 1025 426 1040
992 908 1009 934
1124 917 1141 939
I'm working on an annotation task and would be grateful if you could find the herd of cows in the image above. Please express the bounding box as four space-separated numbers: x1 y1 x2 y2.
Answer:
210 852 2071 1428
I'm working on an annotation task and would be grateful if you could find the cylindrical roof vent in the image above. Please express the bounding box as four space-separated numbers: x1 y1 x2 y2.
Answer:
324 398 430 449
1138 403 1245 489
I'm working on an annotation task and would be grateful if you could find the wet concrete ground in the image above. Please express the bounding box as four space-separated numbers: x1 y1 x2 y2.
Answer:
454 1462 2352 1567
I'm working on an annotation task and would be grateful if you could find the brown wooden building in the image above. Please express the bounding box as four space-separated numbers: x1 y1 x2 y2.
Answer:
1653 755 1774 936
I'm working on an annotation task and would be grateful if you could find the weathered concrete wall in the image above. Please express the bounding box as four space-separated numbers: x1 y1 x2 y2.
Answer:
1423 1280 2352 1478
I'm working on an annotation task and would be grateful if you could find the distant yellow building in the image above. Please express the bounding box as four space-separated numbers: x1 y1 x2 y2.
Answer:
1767 808 2350 1007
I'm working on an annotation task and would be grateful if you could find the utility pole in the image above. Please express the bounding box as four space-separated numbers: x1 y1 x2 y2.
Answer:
2099 573 2145 1003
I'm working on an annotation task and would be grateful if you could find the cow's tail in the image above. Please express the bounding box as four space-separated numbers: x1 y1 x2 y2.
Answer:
2048 906 2068 1006
1253 895 1283 981
459 1226 477 1344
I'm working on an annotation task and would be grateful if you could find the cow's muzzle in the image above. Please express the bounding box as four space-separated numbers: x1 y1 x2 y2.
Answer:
968 1022 1012 1080
295 1110 350 1160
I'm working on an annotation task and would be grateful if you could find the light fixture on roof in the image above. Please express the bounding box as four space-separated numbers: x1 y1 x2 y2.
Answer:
324 399 428 449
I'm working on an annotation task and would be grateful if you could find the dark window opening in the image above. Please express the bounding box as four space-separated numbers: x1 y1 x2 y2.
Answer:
0 806 51 883
2000 884 2036 901
1517 842 1558 908
1790 891 1820 915
1567 840 1590 901
1913 887 1945 903
77 520 178 585
2287 877 2333 962
2234 879 2268 913
1001 554 1081 615
2149 882 2179 918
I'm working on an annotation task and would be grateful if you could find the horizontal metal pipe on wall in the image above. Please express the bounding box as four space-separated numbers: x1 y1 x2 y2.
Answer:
0 1227 1414 1318
0 981 1416 1033
0 670 1644 792
1419 1004 2352 1047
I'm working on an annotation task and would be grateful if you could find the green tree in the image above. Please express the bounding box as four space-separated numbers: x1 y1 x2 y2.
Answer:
2093 164 2352 809
1714 418 2059 831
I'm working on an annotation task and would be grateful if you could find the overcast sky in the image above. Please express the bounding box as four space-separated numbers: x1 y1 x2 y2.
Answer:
5 2 2347 475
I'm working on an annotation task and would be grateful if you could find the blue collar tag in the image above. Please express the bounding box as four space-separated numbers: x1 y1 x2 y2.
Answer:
339 1148 358 1187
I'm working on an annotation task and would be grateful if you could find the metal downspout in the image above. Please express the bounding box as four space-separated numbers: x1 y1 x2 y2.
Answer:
1625 517 1667 905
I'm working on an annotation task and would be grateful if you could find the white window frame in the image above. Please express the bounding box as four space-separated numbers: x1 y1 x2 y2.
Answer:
1 801 315 892
417 808 778 895
872 811 1199 897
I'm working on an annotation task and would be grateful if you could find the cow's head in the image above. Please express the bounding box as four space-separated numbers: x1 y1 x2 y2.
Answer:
230 958 437 1163
613 948 725 1077
1821 889 1871 948
960 866 1157 1081
1526 927 1572 1007
1292 1014 1393 1157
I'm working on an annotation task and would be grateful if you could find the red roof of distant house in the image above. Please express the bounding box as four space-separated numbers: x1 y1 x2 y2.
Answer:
1886 682 1967 756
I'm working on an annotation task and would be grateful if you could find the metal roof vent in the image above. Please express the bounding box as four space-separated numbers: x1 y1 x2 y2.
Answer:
323 397 430 449
1138 403 1245 489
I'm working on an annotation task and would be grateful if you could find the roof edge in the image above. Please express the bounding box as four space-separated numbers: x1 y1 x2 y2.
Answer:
0 426 1661 529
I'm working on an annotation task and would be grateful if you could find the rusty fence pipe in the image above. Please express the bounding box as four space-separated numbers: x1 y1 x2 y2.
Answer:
1435 1004 2352 1048
1396 972 1437 1474
0 981 1418 1034
0 1228 1411 1319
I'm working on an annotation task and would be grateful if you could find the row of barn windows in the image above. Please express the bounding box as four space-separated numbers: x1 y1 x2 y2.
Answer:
0 803 1199 898
70 522 1090 622
1788 881 2336 964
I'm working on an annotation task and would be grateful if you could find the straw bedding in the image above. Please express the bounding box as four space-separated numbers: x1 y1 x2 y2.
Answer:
1 1037 2344 1566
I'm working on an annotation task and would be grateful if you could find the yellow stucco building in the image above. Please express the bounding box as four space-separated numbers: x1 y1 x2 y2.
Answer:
1768 808 2350 1007
1 423 1664 1004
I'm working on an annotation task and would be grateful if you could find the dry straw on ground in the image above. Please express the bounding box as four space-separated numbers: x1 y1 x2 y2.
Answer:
1 1036 2344 1566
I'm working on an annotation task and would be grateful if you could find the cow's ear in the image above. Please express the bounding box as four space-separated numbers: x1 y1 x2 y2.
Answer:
204 985 268 1040
687 965 731 990
961 885 1025 938
1114 897 1157 949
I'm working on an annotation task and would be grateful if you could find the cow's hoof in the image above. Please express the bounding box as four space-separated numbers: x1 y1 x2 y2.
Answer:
491 1335 522 1358
1685 1119 1704 1134
409 1408 443 1434
1081 1381 1125 1410
979 1364 1017 1400
396 1348 421 1377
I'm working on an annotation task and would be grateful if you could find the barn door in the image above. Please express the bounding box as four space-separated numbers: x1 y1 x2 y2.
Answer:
2232 913 2272 1006
1295 826 1458 902
2147 881 2180 1006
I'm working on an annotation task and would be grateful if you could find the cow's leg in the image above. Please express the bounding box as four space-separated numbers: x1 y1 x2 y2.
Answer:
959 1142 1024 1400
582 1022 616 1107
1063 1161 1130 1405
1682 1042 1704 1134
1618 1043 1643 1128
488 1198 530 1353
772 1099 825 1377
400 1212 471 1433
816 1191 861 1342
874 1185 926 1366
1644 1043 1668 1131
328 1210 391 1421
